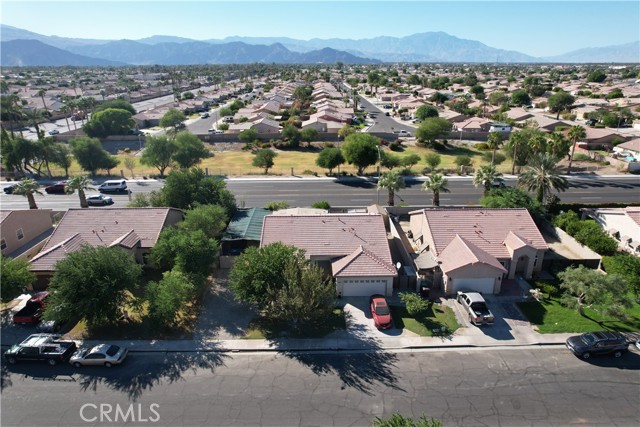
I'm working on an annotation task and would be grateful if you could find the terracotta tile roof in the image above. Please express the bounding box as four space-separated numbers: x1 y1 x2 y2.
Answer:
261 214 393 264
110 230 141 249
42 208 179 251
30 234 89 271
413 208 547 259
438 235 506 274
331 245 397 277
503 231 536 251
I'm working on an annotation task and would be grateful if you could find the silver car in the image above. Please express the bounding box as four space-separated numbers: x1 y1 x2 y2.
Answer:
70 344 128 367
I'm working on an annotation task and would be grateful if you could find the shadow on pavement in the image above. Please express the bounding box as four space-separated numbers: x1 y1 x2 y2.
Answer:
577 351 640 370
274 323 405 396
334 179 375 189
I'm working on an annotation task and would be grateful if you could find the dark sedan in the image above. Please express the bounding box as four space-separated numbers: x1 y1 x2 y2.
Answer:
44 181 67 194
3 184 18 194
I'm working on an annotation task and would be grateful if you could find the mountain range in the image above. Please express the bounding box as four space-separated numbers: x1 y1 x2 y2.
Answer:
1 25 638 66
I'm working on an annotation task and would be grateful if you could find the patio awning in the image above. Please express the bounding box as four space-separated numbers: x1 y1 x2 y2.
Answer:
413 252 439 270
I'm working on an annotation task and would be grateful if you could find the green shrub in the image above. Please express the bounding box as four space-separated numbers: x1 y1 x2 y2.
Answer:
454 155 472 167
264 201 289 211
475 142 490 150
481 151 506 165
602 254 640 294
311 200 330 209
301 169 318 176
573 153 590 162
399 292 430 317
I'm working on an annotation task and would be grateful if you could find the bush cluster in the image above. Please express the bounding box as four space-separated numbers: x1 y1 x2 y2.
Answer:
552 211 618 255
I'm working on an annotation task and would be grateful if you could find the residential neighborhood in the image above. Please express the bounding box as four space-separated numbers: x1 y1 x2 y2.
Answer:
1 4 640 426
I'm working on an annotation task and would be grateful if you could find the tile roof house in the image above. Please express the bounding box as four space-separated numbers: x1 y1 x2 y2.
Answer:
29 208 183 288
409 208 548 295
260 214 397 297
1 209 54 261
613 138 640 161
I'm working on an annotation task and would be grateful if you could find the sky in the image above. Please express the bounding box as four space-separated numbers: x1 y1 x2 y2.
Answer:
2 0 639 57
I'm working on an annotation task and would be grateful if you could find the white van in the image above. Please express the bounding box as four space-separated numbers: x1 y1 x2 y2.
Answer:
98 180 128 193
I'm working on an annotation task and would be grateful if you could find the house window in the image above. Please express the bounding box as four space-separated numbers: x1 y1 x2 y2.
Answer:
16 228 24 241
0 239 6 251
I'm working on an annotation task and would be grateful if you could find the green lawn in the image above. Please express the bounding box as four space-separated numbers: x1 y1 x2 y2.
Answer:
243 308 346 339
517 297 640 334
390 304 459 336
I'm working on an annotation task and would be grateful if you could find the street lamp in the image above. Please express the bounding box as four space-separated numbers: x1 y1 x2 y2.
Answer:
376 146 381 205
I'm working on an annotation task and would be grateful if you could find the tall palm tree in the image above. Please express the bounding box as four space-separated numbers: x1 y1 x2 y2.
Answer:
486 132 503 165
422 173 450 207
506 131 528 175
567 125 586 175
473 164 503 196
548 132 569 160
518 153 568 204
13 178 42 210
66 176 95 208
377 170 405 206
37 89 49 112
60 104 72 132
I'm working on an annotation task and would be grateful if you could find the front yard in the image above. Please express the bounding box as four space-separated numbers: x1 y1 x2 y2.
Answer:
243 308 346 339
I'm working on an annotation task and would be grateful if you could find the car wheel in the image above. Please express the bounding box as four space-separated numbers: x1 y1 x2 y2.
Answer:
613 351 623 358
73 362 82 368
581 352 591 360
7 357 16 364
105 362 113 368
48 359 57 366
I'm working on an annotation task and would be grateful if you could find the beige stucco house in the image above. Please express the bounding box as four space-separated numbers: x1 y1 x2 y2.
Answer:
0 209 54 260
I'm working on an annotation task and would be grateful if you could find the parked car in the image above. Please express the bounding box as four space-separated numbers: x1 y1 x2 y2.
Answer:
44 181 67 194
48 129 59 135
13 292 49 325
98 180 127 193
201 112 210 119
565 331 629 360
86 194 114 206
385 112 390 116
3 183 18 194
369 294 393 330
4 333 77 366
208 129 224 134
69 344 128 367
457 291 494 325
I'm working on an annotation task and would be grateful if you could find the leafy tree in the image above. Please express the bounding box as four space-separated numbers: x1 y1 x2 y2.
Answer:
70 137 119 175
415 117 452 148
341 133 379 175
559 265 632 320
469 84 485 99
454 155 472 168
415 104 439 121
473 164 503 196
378 170 405 206
180 204 228 239
510 89 531 106
429 92 448 105
380 151 401 170
159 108 186 134
300 128 319 147
602 254 640 295
486 132 504 165
422 173 450 206
158 168 236 216
518 153 568 203
65 175 95 208
489 90 509 106
316 146 345 175
567 125 587 175
338 124 355 139
123 157 136 178
586 69 607 83
239 128 259 143
146 270 195 329
572 221 618 255
44 246 142 328
424 153 442 172
83 108 135 137
252 149 277 174
399 292 430 317
400 153 421 169
50 143 73 177
172 132 211 169
606 88 624 100
373 413 442 427
0 255 35 302
13 178 42 209
547 132 571 160
141 135 177 177
151 227 218 278
547 91 575 119
282 125 301 148
480 187 544 218
219 107 233 117
94 99 136 115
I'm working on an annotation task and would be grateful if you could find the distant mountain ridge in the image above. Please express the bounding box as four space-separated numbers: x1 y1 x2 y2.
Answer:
1 39 126 66
1 24 638 65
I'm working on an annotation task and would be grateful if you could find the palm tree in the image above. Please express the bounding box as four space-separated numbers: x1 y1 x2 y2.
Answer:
548 132 569 160
518 153 568 203
377 170 405 206
60 104 72 132
506 131 528 175
473 164 503 196
13 178 42 209
22 108 46 139
37 89 49 112
66 176 95 208
486 132 503 165
422 173 450 207
567 125 586 175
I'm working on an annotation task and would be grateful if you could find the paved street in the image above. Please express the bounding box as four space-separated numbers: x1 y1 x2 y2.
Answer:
1 175 639 211
1 347 638 427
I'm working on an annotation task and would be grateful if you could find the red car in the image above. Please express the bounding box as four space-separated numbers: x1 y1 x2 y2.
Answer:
369 294 392 330
44 181 68 194
13 292 49 325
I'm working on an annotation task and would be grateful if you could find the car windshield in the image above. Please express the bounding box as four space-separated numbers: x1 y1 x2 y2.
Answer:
581 334 596 345
105 345 120 357
374 303 390 316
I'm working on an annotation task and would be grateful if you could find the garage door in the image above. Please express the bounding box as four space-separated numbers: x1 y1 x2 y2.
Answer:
341 279 387 297
451 278 495 295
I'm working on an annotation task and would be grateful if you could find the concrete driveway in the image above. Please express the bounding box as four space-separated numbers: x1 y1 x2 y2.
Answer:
338 297 416 339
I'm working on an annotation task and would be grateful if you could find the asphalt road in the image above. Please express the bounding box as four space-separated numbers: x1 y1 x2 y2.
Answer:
1 347 638 427
1 176 639 211
358 95 416 135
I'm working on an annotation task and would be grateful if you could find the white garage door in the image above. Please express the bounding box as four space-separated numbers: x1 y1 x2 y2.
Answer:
341 278 387 297
451 278 495 295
